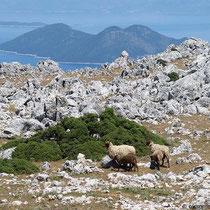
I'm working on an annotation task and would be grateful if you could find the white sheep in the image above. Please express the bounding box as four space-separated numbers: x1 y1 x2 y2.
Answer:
104 141 136 159
150 150 163 170
147 140 170 168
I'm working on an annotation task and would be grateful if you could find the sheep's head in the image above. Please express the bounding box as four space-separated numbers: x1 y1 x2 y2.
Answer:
150 155 155 161
146 140 152 146
104 141 110 148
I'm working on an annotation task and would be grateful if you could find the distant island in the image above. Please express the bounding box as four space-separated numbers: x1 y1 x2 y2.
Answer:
0 21 46 27
0 23 187 63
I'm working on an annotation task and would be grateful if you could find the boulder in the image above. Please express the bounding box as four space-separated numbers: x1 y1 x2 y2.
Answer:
171 140 192 156
0 147 16 159
187 153 202 162
36 173 49 182
61 154 103 175
101 155 120 169
41 162 51 171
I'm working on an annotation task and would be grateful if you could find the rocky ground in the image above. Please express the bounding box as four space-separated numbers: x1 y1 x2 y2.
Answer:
0 37 210 209
0 37 209 139
0 114 209 209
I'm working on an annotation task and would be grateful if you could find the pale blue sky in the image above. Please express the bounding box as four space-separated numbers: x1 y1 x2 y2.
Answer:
1 0 210 41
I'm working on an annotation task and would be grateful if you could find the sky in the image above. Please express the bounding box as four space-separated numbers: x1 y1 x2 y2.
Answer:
0 0 210 42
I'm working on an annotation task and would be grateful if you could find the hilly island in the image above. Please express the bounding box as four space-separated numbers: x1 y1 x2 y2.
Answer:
0 23 186 63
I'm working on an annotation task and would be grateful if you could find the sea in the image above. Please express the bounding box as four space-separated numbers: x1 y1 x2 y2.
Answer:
0 25 101 71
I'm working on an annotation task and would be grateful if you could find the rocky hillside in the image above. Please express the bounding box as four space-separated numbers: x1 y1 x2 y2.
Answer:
0 37 209 139
0 23 186 62
0 37 210 209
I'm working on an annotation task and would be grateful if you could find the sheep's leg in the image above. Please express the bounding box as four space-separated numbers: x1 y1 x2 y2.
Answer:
161 154 166 166
157 162 160 170
167 157 170 168
129 163 134 171
134 165 139 172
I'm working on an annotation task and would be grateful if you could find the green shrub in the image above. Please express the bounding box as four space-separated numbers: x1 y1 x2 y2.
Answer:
68 141 106 161
0 158 39 174
12 141 62 162
168 72 179 81
2 138 25 150
81 113 99 124
171 47 178 51
157 59 167 67
5 108 168 161
190 70 197 74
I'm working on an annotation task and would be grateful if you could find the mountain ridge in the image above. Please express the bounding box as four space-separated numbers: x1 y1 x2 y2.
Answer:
0 23 187 62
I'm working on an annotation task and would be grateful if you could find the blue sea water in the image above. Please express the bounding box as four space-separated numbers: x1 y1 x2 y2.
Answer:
0 26 101 71
0 51 101 71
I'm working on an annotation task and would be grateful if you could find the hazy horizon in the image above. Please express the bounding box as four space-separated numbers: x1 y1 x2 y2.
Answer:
0 0 210 42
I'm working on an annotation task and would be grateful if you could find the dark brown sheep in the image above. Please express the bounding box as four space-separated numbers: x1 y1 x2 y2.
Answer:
114 153 138 172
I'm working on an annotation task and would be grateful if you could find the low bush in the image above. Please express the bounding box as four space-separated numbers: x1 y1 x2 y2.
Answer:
157 59 167 67
189 70 197 74
1 108 168 161
12 141 62 162
171 47 178 51
2 138 25 150
0 158 39 174
69 141 106 161
168 72 179 81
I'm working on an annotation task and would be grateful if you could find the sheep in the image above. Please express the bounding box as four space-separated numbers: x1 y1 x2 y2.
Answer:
104 141 136 159
114 153 139 172
147 140 170 168
150 150 163 170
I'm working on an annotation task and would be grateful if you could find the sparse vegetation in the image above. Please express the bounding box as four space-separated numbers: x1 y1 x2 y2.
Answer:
190 70 197 74
168 72 179 81
111 187 172 200
171 47 178 51
157 59 167 67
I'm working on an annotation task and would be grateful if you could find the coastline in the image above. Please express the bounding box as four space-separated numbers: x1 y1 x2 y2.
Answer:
0 49 103 65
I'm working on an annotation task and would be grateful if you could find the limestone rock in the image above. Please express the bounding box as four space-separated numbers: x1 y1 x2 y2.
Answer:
41 162 51 172
0 147 16 159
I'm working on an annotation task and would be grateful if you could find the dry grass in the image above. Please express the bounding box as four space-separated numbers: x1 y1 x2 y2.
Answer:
40 75 56 87
0 139 9 147
63 68 123 86
169 57 195 70
0 113 210 209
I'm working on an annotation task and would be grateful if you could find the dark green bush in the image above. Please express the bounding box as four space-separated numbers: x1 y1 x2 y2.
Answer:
81 113 99 124
171 47 178 51
190 70 197 74
12 141 62 162
69 141 106 161
168 72 179 81
2 138 25 150
1 108 168 161
0 158 39 174
157 59 167 67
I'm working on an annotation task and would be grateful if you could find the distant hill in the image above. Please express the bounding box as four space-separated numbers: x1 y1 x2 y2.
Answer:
0 23 187 63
